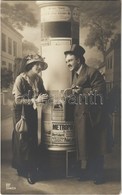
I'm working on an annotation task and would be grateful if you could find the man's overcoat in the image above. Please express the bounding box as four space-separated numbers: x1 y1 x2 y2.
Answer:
72 64 109 160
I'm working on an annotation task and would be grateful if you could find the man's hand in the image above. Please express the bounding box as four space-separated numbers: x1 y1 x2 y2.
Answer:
72 85 82 94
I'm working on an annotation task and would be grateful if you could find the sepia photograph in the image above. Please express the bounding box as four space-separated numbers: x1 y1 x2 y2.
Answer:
1 0 121 194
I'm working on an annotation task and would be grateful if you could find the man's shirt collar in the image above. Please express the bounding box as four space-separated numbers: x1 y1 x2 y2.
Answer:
76 64 83 76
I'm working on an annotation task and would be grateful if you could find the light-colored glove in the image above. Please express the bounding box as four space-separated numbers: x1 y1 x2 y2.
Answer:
31 98 37 109
36 94 49 103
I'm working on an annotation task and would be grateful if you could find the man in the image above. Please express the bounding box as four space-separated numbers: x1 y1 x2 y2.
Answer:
64 44 109 184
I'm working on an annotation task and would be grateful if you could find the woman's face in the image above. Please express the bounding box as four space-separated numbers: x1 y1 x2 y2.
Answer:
31 62 42 74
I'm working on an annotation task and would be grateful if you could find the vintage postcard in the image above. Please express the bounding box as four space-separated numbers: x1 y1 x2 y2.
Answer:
1 0 121 194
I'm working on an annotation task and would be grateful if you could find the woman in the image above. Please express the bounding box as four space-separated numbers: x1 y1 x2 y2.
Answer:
12 54 48 184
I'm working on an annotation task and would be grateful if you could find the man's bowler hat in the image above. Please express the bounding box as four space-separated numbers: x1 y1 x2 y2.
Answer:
64 44 85 57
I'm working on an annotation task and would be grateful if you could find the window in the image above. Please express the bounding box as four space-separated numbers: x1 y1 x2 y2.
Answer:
107 56 113 69
110 56 112 69
2 33 6 52
8 37 12 54
109 82 111 90
13 41 17 57
108 59 110 69
108 83 111 92
106 60 108 69
106 82 112 93
8 63 12 70
2 61 6 66
107 59 109 69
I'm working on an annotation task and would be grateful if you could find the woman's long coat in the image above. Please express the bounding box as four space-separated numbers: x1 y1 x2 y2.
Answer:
12 73 46 171
72 64 109 160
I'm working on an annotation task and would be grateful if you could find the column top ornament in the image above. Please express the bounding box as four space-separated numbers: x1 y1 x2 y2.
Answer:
36 1 80 7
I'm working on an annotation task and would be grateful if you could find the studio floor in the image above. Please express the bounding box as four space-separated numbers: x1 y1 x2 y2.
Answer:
1 117 121 195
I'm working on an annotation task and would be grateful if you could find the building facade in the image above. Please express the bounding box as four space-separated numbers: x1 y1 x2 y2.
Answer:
105 34 121 143
1 20 23 71
105 34 120 94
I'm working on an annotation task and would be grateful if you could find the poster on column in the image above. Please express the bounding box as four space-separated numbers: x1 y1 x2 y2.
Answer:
1 0 121 194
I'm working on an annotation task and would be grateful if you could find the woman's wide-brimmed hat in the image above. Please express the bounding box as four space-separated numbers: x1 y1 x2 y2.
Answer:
26 54 48 71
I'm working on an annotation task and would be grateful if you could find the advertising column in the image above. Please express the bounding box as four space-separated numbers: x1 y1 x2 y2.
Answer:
37 1 80 177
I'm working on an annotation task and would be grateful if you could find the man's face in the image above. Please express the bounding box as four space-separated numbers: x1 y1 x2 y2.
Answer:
65 54 80 71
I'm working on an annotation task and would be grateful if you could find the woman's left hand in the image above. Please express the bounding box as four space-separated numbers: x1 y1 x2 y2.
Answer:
36 94 48 103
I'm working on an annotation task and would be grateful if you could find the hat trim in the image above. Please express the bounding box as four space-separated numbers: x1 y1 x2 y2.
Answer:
26 59 48 71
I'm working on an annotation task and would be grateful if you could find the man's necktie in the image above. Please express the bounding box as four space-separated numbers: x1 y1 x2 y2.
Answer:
73 73 79 85
76 73 79 79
